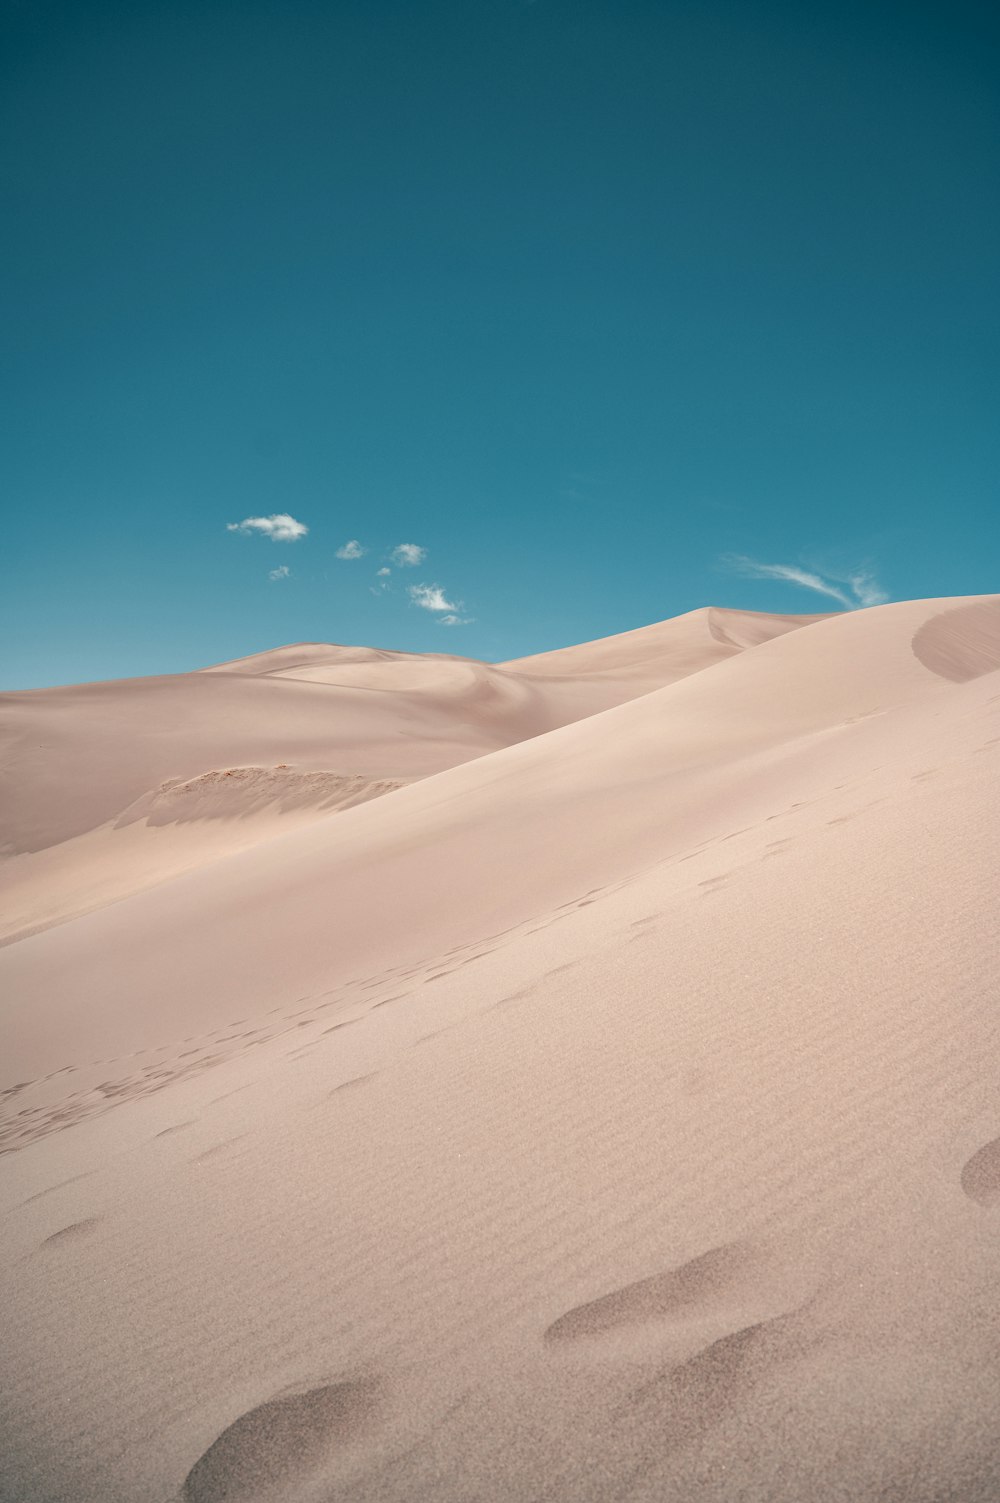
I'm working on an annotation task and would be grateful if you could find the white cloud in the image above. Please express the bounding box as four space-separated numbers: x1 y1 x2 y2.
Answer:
227 513 308 542
268 564 291 581
376 566 391 577
336 539 366 560
408 583 458 612
391 543 427 567
722 555 887 610
439 613 474 626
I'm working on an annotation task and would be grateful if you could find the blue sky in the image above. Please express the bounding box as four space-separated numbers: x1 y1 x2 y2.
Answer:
2 0 997 688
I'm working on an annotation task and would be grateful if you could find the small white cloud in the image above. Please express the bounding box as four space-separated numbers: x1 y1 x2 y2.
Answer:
336 539 366 560
409 583 458 612
227 513 308 542
268 564 291 581
391 543 427 567
722 554 887 610
376 566 391 577
439 613 474 626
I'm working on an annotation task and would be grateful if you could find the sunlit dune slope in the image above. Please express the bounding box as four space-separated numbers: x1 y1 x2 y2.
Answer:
1 595 999 1503
2 593 995 1081
501 604 830 687
0 608 817 941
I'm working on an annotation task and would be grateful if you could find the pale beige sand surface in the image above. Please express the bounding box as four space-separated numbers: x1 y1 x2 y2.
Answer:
0 609 808 943
1 596 999 1502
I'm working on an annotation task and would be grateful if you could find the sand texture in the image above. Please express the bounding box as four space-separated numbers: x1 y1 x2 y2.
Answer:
2 596 1000 1502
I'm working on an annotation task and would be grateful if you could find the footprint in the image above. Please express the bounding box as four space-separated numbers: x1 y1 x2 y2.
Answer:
329 1073 378 1095
155 1120 196 1138
0 1081 32 1099
414 1026 455 1046
183 1377 383 1502
961 1136 1000 1207
41 1217 100 1248
545 1242 769 1344
210 1085 253 1105
486 985 536 1013
16 1171 95 1208
698 875 729 893
194 1138 247 1164
633 1311 797 1450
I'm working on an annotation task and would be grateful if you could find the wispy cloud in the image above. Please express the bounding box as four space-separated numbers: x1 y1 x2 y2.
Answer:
439 613 474 626
376 566 391 577
227 513 308 542
842 569 888 607
722 555 888 610
335 539 366 560
409 583 458 612
268 564 291 581
391 543 427 567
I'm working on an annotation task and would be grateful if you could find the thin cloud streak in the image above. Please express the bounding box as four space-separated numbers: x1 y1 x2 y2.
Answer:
722 554 888 610
845 570 888 607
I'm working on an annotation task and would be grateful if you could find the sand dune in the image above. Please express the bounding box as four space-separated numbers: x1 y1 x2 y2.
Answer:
0 768 409 947
501 603 830 686
1 595 999 1502
0 607 813 943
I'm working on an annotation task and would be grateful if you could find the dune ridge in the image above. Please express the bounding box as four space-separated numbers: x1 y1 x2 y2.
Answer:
1 594 999 1503
0 607 815 941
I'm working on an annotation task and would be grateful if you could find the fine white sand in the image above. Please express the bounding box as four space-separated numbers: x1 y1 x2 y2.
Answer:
1 596 999 1502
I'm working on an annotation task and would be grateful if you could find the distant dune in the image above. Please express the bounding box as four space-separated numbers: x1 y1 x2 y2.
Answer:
2 596 999 1503
0 607 812 942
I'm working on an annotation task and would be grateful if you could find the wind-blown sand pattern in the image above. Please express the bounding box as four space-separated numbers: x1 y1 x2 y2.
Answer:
1 596 999 1501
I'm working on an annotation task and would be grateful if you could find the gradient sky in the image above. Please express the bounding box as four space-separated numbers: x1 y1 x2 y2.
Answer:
2 0 997 688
